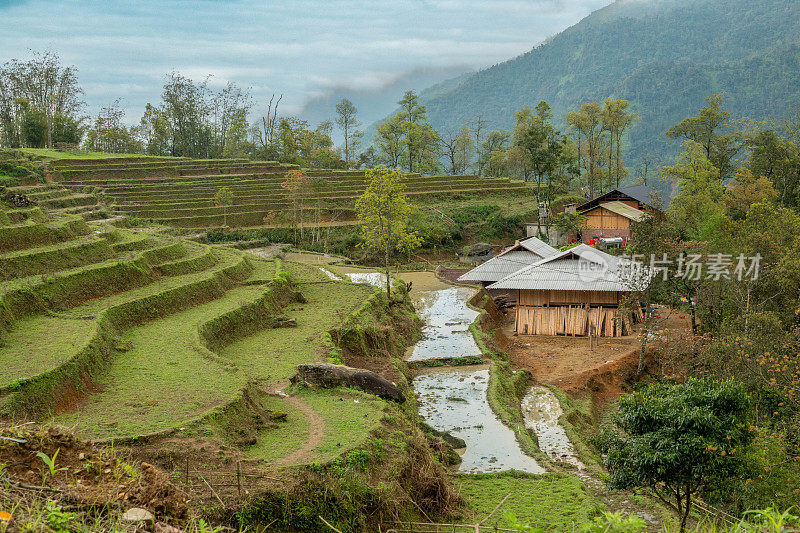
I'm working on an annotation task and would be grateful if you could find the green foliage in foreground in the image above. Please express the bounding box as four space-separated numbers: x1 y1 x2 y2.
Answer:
595 378 753 532
456 471 603 530
505 508 799 533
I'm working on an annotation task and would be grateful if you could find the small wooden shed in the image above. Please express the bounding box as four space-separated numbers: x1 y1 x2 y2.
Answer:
488 244 644 337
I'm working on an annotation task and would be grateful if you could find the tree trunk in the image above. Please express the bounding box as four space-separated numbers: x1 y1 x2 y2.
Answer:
385 248 391 299
344 122 349 163
637 293 651 376
680 489 692 533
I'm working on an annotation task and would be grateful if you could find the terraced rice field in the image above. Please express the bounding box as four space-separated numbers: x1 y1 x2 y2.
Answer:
45 156 533 229
5 183 109 221
0 203 392 467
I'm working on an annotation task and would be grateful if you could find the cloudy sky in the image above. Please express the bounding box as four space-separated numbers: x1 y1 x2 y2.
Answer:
0 0 612 123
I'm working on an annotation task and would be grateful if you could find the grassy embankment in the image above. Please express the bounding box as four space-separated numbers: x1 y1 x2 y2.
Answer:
1 202 460 531
18 148 174 161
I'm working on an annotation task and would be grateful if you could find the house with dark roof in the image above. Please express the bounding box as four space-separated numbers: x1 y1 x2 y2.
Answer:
577 185 666 244
487 244 645 337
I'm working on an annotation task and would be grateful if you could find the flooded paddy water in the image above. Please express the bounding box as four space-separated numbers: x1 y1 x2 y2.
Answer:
343 271 385 288
522 386 583 469
415 367 545 473
400 271 544 473
399 272 481 362
272 261 580 477
316 266 342 281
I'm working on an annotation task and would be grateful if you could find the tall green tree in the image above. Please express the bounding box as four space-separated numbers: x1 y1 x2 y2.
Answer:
478 130 511 177
137 103 171 156
746 126 800 208
516 101 569 204
222 108 251 158
666 94 741 179
160 72 211 157
275 117 344 168
335 98 363 165
375 114 404 168
355 166 421 298
0 51 85 148
441 125 475 175
566 101 607 197
210 81 252 158
85 100 142 154
396 90 440 173
602 97 638 189
660 141 726 239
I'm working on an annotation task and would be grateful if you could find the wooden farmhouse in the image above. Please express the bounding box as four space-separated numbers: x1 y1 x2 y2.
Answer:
577 185 666 243
457 237 559 289
487 244 644 337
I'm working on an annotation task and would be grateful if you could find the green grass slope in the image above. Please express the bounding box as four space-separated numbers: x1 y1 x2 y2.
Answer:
220 281 374 382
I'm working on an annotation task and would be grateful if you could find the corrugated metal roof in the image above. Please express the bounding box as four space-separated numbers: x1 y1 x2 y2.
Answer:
518 236 560 257
577 184 669 211
457 250 542 282
586 200 648 222
458 237 560 283
619 184 670 210
487 244 646 292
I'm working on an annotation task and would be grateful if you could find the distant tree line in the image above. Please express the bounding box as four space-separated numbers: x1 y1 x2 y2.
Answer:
0 51 84 149
0 52 354 169
2 50 798 207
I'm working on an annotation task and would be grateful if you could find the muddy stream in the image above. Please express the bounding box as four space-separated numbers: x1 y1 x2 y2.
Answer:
400 271 577 474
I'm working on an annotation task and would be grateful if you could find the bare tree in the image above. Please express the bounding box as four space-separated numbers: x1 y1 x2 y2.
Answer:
441 125 475 174
471 114 486 175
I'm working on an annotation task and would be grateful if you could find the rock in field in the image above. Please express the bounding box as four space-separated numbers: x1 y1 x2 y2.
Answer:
122 507 154 523
293 363 405 403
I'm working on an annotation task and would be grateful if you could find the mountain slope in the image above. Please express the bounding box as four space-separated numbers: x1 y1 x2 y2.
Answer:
412 0 800 169
298 66 472 145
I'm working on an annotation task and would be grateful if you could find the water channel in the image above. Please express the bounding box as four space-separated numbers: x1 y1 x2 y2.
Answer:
399 271 546 473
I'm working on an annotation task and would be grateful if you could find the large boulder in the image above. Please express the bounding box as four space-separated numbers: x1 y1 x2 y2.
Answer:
293 363 405 403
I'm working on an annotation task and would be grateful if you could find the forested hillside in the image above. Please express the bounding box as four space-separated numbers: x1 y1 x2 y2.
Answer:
414 0 800 169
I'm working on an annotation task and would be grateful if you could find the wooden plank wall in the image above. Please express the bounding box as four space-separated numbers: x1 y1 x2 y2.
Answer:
584 207 631 231
518 290 618 307
516 305 634 337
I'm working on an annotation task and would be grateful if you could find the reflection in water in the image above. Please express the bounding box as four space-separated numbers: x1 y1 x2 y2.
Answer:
408 287 481 361
522 386 584 469
317 266 342 281
415 369 544 473
345 272 386 288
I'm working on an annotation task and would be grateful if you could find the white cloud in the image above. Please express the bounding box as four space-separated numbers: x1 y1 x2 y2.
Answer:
0 0 612 122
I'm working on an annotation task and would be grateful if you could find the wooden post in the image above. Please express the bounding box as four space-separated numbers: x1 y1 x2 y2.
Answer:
237 460 242 499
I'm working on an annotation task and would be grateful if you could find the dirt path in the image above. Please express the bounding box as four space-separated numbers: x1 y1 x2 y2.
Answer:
272 395 326 467
506 307 692 402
